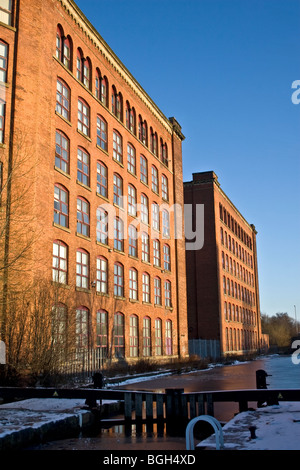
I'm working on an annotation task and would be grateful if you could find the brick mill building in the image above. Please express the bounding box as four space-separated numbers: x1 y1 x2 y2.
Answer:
184 172 262 356
0 0 189 363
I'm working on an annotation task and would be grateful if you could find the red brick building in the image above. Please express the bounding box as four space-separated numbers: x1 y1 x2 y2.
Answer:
184 172 262 356
0 0 189 362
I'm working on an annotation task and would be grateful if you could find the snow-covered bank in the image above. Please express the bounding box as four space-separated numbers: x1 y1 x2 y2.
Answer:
198 401 300 450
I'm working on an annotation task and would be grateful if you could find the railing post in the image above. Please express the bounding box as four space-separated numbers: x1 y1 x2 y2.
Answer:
165 388 185 436
206 393 214 416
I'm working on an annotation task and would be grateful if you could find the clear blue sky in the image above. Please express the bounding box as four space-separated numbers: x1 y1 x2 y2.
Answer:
75 0 300 319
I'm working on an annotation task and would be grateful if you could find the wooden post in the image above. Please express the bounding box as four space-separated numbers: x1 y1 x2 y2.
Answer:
197 394 205 415
206 393 214 416
189 394 196 419
135 393 143 421
124 392 132 421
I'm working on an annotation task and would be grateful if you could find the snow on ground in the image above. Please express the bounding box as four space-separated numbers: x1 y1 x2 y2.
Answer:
198 402 300 450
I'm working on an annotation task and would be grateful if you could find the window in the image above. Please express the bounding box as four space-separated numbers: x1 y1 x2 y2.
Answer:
113 173 123 207
76 249 89 289
162 174 169 201
56 78 70 121
128 184 137 216
141 232 149 263
95 69 101 100
114 262 124 297
77 147 90 186
128 224 137 257
127 143 136 174
155 318 162 356
97 116 107 151
112 87 122 120
165 320 173 355
96 309 108 356
162 209 170 237
56 26 63 60
52 303 67 346
83 58 91 89
164 280 172 307
54 184 68 227
161 141 168 166
129 268 138 301
113 130 122 163
141 193 149 224
101 76 108 106
153 239 160 267
152 203 160 231
0 41 8 83
0 99 5 143
77 197 90 237
114 312 124 357
96 207 108 245
139 117 147 145
150 130 158 155
96 256 108 294
0 0 12 25
76 49 83 81
151 165 158 193
97 161 108 198
143 316 151 356
63 36 71 70
114 217 124 252
142 272 150 303
130 315 138 357
55 130 69 173
140 155 148 184
52 240 68 284
163 244 171 271
154 277 161 305
78 98 90 136
76 307 89 348
126 103 136 134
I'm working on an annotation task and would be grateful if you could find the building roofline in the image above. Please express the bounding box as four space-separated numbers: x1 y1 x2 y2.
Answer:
59 0 179 135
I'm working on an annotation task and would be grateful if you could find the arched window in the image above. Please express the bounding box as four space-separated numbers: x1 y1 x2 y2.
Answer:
96 256 108 294
83 57 92 90
77 147 90 186
163 244 171 271
130 315 139 357
164 280 172 308
142 273 150 303
141 232 149 263
63 35 72 70
161 174 169 201
129 268 138 301
76 249 89 289
128 224 138 257
128 184 137 217
151 165 158 193
55 130 69 174
165 320 173 355
140 155 148 184
101 75 108 106
96 207 108 245
56 78 70 121
127 143 136 175
160 140 168 166
143 316 151 356
96 161 108 198
114 217 124 252
78 98 90 137
97 115 108 151
113 130 123 163
155 318 162 356
150 129 158 155
114 312 125 357
54 184 68 227
52 240 68 284
112 86 123 121
0 98 5 143
139 116 147 146
52 303 68 346
76 48 83 81
77 197 90 237
141 193 149 224
153 239 160 267
113 173 123 207
152 202 160 231
162 209 170 238
114 262 124 297
76 306 89 348
96 309 108 357
56 25 63 61
126 101 136 134
154 277 161 305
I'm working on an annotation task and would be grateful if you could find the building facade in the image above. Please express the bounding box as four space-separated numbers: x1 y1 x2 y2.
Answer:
184 171 262 356
0 0 189 363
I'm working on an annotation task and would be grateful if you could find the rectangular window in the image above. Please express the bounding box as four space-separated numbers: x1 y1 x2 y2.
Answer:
164 281 171 307
142 273 150 303
0 41 8 83
142 232 149 263
162 210 170 237
140 155 148 184
76 308 89 348
166 320 172 355
143 317 151 356
162 175 169 200
128 225 137 257
0 99 5 143
152 203 160 231
114 217 124 252
154 277 161 305
77 198 90 237
54 184 68 227
128 184 137 216
153 239 160 267
155 319 162 356
163 244 171 271
78 99 90 136
114 313 124 357
0 0 12 25
130 316 138 357
114 263 124 297
141 194 149 224
151 165 158 193
52 241 67 284
129 268 138 301
96 310 108 356
127 144 136 174
113 173 123 207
